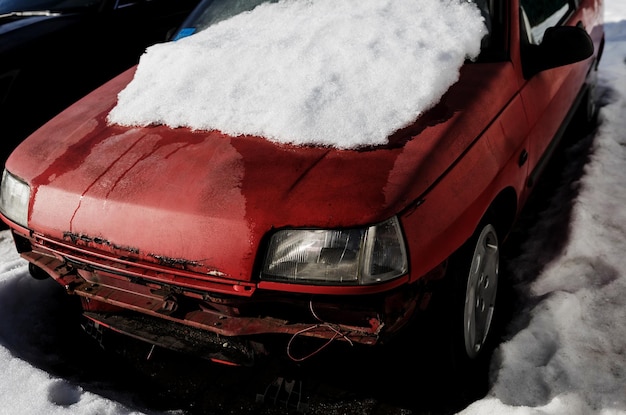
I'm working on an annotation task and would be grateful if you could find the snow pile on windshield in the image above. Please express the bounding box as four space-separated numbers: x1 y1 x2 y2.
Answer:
107 0 486 149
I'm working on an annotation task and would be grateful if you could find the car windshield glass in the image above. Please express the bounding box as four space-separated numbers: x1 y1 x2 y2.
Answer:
173 0 277 39
174 0 497 57
0 0 102 15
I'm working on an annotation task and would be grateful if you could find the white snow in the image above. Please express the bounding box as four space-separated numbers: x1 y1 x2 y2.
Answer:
605 1 626 22
1 1 626 414
106 0 486 149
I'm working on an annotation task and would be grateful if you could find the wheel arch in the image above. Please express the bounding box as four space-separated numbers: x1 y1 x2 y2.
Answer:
484 186 518 242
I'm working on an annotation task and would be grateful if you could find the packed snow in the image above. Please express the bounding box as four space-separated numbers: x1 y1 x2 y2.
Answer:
107 0 486 149
1 1 626 415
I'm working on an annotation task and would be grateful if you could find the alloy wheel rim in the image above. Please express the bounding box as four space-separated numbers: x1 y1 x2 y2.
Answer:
463 224 499 359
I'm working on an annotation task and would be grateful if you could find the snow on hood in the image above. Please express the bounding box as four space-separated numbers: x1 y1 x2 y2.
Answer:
106 0 486 149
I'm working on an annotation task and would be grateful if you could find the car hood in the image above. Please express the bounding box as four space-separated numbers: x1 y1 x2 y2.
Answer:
6 63 517 281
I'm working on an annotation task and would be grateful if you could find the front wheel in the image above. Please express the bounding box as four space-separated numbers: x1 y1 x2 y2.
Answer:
427 221 501 402
461 224 499 360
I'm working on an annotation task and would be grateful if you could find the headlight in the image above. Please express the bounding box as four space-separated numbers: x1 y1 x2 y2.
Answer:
261 216 408 285
0 169 30 228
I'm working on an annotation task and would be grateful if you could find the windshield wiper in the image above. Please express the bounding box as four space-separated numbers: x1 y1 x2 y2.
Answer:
0 10 61 20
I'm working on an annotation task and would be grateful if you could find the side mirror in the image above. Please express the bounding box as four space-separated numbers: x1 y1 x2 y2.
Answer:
523 25 594 79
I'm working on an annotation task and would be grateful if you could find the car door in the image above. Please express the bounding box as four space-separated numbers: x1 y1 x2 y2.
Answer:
517 0 598 191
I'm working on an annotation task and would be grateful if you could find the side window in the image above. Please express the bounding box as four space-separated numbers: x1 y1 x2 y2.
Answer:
520 0 574 44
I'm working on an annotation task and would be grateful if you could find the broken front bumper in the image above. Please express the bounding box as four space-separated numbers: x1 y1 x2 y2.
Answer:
10 229 441 366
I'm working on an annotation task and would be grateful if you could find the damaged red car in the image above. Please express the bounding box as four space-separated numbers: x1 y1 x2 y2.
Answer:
0 0 604 371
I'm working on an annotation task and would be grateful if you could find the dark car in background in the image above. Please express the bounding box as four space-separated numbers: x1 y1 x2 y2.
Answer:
0 0 200 164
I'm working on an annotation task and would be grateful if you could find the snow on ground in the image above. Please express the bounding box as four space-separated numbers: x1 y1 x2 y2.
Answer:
1 1 625 415
605 1 626 22
0 234 144 415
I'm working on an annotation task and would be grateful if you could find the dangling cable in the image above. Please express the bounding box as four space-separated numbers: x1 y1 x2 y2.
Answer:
286 300 354 362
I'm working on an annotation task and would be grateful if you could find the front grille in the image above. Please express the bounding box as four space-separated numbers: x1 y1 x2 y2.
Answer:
82 311 262 366
27 231 257 297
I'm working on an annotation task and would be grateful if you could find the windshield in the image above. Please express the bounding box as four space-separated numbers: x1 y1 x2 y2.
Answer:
0 0 101 14
173 0 501 60
173 0 277 40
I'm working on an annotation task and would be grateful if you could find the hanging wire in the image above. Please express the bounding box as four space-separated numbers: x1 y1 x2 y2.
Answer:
286 300 355 362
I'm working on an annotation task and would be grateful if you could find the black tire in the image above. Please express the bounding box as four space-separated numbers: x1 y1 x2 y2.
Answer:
28 262 50 280
570 77 599 136
428 221 501 403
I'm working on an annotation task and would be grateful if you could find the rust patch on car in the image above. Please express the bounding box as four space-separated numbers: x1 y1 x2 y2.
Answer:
63 231 140 254
62 231 227 276
148 253 201 270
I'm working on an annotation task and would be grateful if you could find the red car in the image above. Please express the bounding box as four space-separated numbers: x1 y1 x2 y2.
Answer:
0 0 604 373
